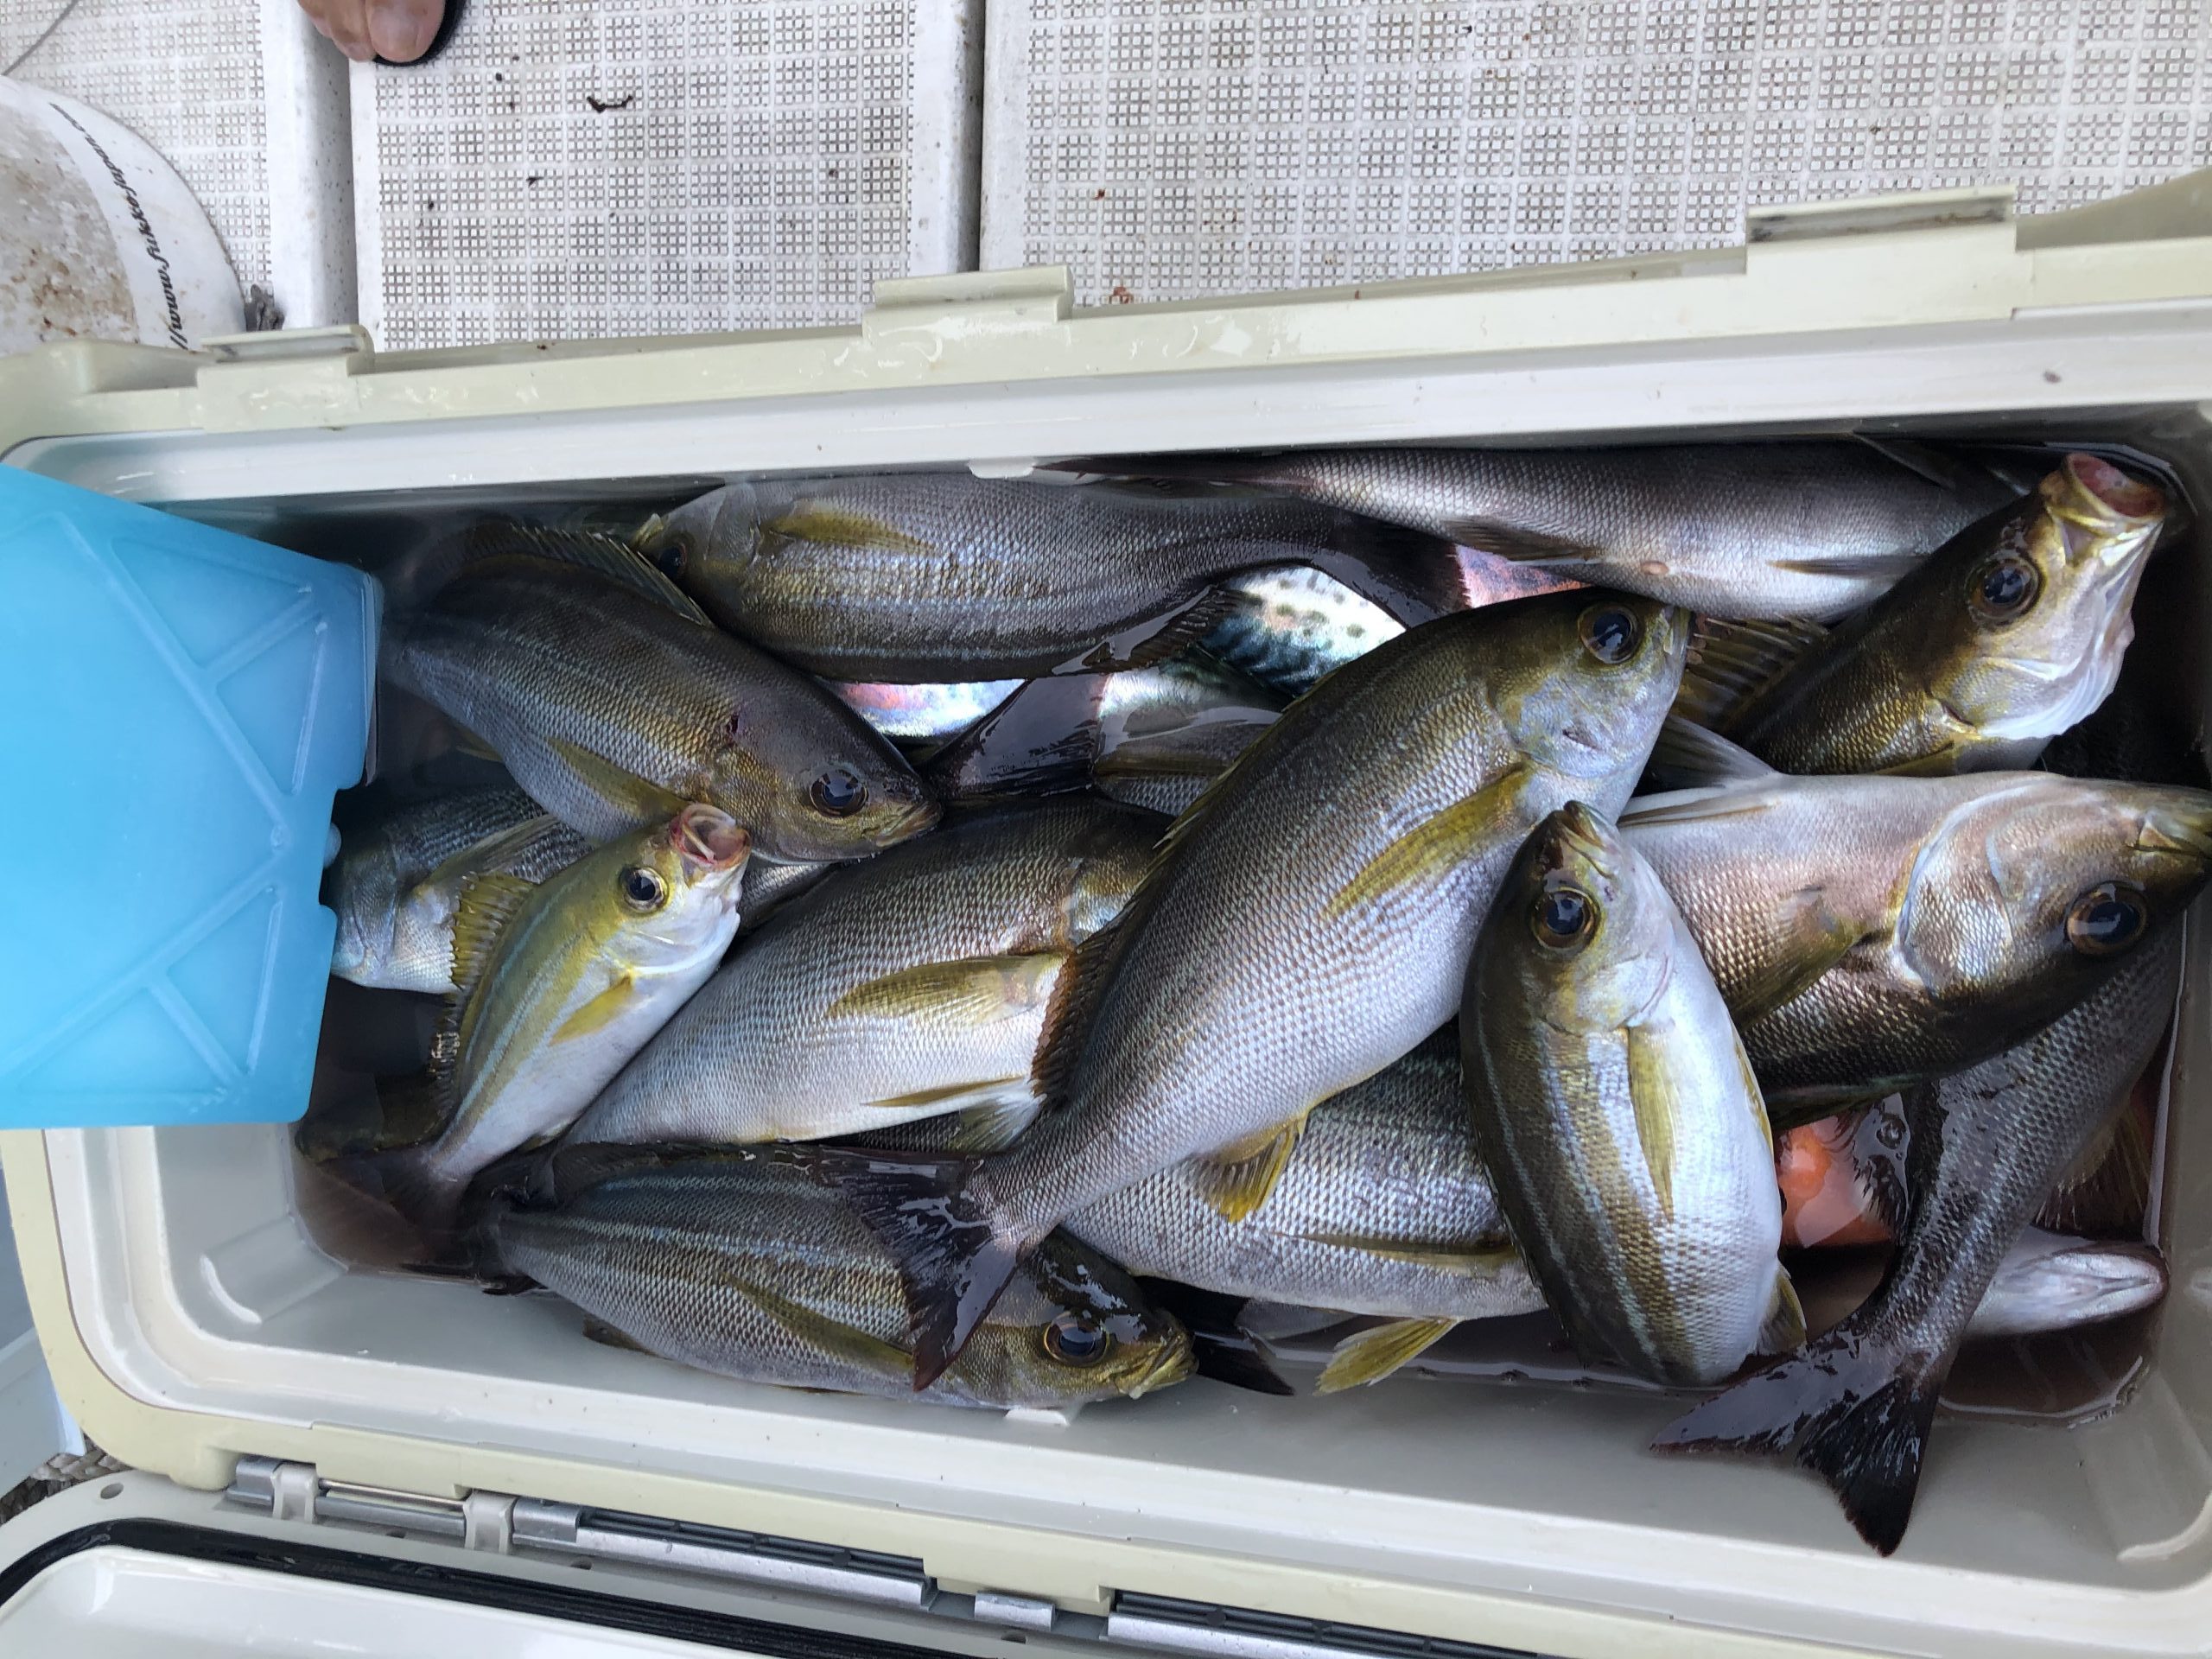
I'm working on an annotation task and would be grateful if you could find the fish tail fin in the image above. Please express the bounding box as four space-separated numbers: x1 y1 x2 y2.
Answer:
1304 518 1471 628
1651 1332 1939 1555
326 1139 466 1249
814 1148 1027 1389
924 673 1110 801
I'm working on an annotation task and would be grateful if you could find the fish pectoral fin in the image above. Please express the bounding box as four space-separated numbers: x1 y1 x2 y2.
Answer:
1642 716 1779 791
1768 550 1929 582
581 1318 652 1353
470 521 714 624
1433 518 1601 565
544 738 695 829
1675 616 1826 730
1030 918 1139 1108
1192 1112 1313 1223
551 975 638 1044
1760 1267 1808 1354
825 953 1067 1027
449 873 537 996
447 721 505 763
1729 891 1862 1027
1061 588 1236 676
2038 1096 2154 1236
763 500 938 558
1324 770 1527 921
1624 1022 1684 1219
726 1274 915 1382
1314 1317 1460 1393
1300 1235 1522 1276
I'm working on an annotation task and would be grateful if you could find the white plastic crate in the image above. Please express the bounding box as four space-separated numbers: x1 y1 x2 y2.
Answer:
351 0 982 350
1 0 356 327
982 0 2212 305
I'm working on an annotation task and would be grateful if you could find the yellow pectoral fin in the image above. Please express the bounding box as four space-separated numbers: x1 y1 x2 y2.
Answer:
1760 1268 1807 1354
1192 1111 1313 1223
552 976 637 1043
1323 769 1526 921
766 501 936 558
1314 1317 1460 1393
1300 1235 1522 1276
729 1276 915 1381
825 953 1065 1027
1623 1022 1681 1220
545 738 695 826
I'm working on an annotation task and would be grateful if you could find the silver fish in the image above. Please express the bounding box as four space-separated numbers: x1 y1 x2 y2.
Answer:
1465 803 1793 1388
1065 442 2023 620
1654 930 2183 1554
647 474 1465 681
1965 1229 2167 1342
831 590 1687 1386
477 1145 1194 1410
330 786 590 994
1065 1033 1543 1392
566 801 1161 1153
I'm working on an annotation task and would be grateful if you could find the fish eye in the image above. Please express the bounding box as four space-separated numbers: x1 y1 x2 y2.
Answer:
1532 885 1595 949
810 768 868 817
1577 604 1641 664
2066 882 2147 957
1041 1313 1113 1367
1971 556 2041 622
620 866 669 912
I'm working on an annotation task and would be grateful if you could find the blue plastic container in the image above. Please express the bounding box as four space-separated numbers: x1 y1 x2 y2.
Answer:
0 471 379 1128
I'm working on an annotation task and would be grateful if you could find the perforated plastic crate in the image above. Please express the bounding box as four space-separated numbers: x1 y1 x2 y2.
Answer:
352 0 982 349
981 0 2212 305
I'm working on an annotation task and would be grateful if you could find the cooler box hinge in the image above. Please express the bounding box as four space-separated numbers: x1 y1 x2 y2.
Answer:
224 1461 1530 1659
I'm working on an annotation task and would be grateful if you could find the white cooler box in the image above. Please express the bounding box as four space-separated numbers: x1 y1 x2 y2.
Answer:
3 172 2212 1658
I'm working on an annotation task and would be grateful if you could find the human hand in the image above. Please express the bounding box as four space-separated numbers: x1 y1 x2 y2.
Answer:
297 0 443 62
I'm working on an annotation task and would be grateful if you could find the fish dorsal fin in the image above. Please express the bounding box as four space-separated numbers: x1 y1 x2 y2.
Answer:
727 1274 916 1381
1759 1267 1807 1354
449 872 536 999
1853 433 1967 492
1058 589 1236 676
1029 916 1138 1109
1191 1110 1313 1223
1617 774 1796 830
1323 768 1527 922
1314 1316 1459 1393
414 812 566 900
543 737 695 829
1675 616 1827 732
467 522 715 624
1642 716 1779 791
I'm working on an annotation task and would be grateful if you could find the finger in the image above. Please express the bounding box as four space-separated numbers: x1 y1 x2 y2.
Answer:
366 0 444 61
300 0 379 61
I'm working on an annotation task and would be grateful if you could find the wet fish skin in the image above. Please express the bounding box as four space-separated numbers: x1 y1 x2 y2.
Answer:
833 590 1688 1386
1709 454 2168 774
1065 1033 1541 1325
566 801 1162 1151
1071 443 2022 620
1624 769 2212 1122
1202 567 1407 696
1465 804 1790 1388
1653 930 2183 1555
360 806 752 1230
650 474 1465 682
1965 1229 2166 1342
478 1145 1193 1410
385 550 939 860
331 785 591 994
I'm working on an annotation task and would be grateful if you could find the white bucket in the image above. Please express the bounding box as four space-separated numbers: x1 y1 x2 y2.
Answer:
0 77 243 353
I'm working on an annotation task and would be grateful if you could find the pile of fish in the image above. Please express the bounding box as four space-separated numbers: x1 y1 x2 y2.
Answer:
314 440 2200 1557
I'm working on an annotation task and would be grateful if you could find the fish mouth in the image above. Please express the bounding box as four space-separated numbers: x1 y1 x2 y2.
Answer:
673 804 751 871
2061 453 2165 526
1126 1336 1199 1398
